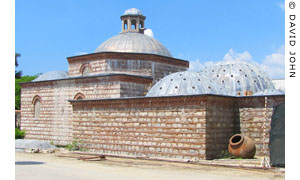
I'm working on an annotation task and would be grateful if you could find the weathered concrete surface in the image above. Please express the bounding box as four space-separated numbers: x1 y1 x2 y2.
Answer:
15 152 284 180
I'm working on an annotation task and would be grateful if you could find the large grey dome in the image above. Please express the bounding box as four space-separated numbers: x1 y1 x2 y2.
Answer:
146 71 228 97
95 32 173 57
32 71 68 82
202 60 275 96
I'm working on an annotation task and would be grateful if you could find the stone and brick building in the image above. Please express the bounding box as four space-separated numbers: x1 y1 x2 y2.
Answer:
20 8 284 161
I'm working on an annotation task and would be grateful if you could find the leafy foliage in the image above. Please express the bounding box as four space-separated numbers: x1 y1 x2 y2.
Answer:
218 150 244 159
66 139 86 151
15 128 25 139
15 53 22 78
15 75 38 110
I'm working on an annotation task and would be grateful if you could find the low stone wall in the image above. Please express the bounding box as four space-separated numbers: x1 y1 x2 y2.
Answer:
71 95 238 160
238 95 285 157
70 95 284 161
205 96 240 159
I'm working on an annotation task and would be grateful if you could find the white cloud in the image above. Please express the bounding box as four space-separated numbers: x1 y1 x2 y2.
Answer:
188 46 285 79
188 49 253 72
188 59 214 72
144 29 154 38
260 45 285 79
223 48 252 62
223 47 285 79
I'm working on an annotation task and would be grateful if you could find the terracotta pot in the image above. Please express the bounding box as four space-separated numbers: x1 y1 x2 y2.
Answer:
228 134 256 159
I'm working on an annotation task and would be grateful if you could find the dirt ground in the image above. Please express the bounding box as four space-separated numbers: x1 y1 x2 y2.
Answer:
15 152 284 180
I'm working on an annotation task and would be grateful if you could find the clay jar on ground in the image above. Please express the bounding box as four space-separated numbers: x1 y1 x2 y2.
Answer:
228 134 256 159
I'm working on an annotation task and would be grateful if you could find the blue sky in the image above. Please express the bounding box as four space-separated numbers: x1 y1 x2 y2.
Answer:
15 0 285 78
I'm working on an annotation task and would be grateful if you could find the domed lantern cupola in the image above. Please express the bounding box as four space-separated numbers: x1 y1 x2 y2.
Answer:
121 8 146 33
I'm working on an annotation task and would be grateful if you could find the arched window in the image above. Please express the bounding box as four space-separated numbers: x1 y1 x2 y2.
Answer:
139 21 144 29
131 20 137 30
124 20 128 30
32 96 41 118
80 64 92 76
82 67 91 76
74 92 85 100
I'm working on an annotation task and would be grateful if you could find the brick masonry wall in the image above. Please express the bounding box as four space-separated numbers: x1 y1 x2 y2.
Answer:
21 75 284 161
205 96 240 159
68 59 107 77
20 75 151 145
237 95 285 157
68 58 187 83
71 96 238 161
70 95 284 161
120 81 151 97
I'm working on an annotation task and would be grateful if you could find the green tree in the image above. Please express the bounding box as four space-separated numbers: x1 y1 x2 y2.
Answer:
15 75 38 110
15 53 22 78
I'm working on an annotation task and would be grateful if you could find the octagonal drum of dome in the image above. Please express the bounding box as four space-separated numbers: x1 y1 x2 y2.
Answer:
201 60 275 96
95 32 173 57
146 71 229 97
32 71 68 82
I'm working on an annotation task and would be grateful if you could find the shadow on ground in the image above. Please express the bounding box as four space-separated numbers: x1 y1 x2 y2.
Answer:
15 161 45 165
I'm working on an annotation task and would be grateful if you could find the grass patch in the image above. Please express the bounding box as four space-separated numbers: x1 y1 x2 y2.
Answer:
218 150 243 159
15 128 25 139
66 139 87 151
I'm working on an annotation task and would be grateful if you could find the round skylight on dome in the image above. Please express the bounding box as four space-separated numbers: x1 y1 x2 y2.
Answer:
146 71 229 97
123 8 143 16
202 60 275 96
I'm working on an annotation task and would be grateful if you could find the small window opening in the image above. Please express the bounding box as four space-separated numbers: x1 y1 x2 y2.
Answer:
124 20 128 30
139 21 144 29
34 99 40 118
82 67 91 76
131 20 137 30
